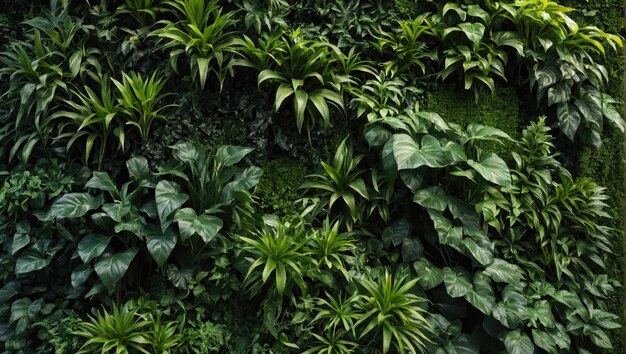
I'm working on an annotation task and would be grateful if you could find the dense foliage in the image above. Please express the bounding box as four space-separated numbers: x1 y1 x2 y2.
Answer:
0 0 623 353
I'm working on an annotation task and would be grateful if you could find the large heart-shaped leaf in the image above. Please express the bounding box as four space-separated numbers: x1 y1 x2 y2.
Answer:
175 208 223 243
413 258 444 290
444 267 472 298
85 172 117 193
467 153 511 187
413 186 447 211
9 298 42 335
78 234 112 263
484 259 524 284
145 226 177 267
393 134 451 170
155 180 189 231
94 248 138 290
381 218 411 247
464 272 495 315
127 156 151 181
15 252 51 274
217 145 254 167
462 237 493 265
556 102 581 140
221 166 263 200
504 330 534 354
47 193 103 219
71 263 93 288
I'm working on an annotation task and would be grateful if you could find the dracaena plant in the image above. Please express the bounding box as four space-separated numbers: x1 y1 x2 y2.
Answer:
153 0 239 89
240 215 309 296
354 269 433 354
52 79 126 169
255 29 345 136
112 71 174 142
373 15 436 78
74 302 151 354
116 0 163 27
300 138 369 230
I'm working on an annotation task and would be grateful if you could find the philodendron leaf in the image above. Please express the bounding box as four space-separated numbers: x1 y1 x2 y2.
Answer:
9 298 42 335
15 252 51 274
175 208 223 243
413 258 444 290
47 193 103 219
462 237 493 266
484 259 524 284
126 156 151 181
71 263 93 288
532 329 557 353
413 186 447 211
381 218 411 247
392 134 451 170
155 180 189 232
504 330 534 354
467 153 511 187
443 267 472 298
77 234 112 263
221 166 263 200
464 272 495 315
556 102 581 140
145 225 177 267
94 247 138 291
217 145 254 167
448 334 479 354
401 238 423 262
85 172 117 193
167 264 193 289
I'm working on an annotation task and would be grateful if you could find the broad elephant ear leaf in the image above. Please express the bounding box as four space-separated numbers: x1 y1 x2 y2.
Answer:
126 156 151 181
46 193 103 220
155 180 189 232
504 330 535 354
145 225 177 268
467 153 511 187
77 234 112 263
217 145 254 167
85 172 117 193
175 208 223 243
94 247 138 291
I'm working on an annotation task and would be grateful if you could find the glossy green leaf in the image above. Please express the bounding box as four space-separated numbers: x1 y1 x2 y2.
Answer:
94 248 138 290
48 193 103 219
484 259 524 283
78 234 112 263
15 252 50 274
413 258 444 290
145 226 177 267
444 267 472 298
504 330 534 354
467 153 511 187
155 180 189 231
413 186 447 211
175 207 223 243
217 145 254 167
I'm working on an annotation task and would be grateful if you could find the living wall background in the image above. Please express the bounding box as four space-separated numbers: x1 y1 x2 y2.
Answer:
0 0 624 353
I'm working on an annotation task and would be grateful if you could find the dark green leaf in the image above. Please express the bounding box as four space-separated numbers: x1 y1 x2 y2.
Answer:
444 267 472 298
94 248 138 290
504 330 534 354
413 186 447 211
77 234 112 263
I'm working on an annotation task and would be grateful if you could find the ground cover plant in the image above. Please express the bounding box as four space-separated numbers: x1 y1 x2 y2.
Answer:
0 0 624 353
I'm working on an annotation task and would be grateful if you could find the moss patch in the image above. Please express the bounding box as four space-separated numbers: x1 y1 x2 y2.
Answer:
256 158 308 216
425 87 521 157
